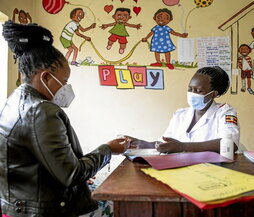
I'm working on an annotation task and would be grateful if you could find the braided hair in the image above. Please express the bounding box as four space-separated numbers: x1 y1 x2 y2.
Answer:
196 66 230 96
2 20 66 83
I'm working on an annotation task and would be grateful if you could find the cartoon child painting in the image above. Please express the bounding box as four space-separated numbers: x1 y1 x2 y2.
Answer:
237 44 253 94
250 27 254 49
60 8 96 66
12 8 32 24
100 8 141 54
142 8 188 70
12 8 32 86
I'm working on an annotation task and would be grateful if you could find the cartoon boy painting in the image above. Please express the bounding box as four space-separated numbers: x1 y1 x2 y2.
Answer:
100 8 141 54
142 8 188 70
60 8 96 66
12 8 32 24
237 44 253 94
250 28 254 49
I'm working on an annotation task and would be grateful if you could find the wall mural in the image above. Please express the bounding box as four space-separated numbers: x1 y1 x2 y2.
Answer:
80 3 144 68
100 8 142 55
236 27 254 95
218 1 254 95
60 8 96 66
36 0 220 90
237 44 253 94
10 0 253 91
12 8 32 24
162 0 180 6
250 28 254 50
141 8 188 70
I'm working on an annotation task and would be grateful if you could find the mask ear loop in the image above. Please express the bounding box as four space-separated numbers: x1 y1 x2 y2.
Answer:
48 72 64 87
40 71 54 98
203 90 214 104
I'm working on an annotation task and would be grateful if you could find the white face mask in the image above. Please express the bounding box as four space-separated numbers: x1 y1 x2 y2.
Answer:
40 72 75 108
187 91 214 110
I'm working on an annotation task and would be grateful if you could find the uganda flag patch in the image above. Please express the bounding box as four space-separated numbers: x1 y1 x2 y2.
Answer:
225 115 238 125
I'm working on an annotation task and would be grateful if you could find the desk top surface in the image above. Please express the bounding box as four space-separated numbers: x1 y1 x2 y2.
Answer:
92 154 254 202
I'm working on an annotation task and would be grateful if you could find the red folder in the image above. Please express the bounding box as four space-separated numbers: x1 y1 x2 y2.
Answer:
173 188 254 209
126 151 233 170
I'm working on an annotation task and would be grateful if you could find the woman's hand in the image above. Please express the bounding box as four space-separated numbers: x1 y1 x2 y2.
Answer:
156 137 185 153
107 137 130 154
87 176 96 185
122 135 139 148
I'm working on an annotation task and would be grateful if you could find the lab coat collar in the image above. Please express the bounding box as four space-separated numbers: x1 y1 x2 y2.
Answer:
188 101 218 133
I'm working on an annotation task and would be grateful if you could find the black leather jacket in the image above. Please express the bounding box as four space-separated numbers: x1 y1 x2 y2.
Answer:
0 84 112 217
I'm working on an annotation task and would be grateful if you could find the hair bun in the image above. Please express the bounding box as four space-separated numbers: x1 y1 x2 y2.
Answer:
2 20 54 56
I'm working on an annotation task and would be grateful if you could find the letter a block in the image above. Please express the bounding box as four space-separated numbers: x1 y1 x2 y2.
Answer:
128 66 147 86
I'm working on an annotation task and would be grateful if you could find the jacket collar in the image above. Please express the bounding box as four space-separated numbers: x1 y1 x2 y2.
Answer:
19 83 46 100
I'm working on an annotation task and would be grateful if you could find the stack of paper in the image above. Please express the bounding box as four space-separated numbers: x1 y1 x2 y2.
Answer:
243 151 254 163
124 150 233 170
141 163 254 209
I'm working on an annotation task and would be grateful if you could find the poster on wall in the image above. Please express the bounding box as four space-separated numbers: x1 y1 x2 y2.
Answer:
197 37 231 76
177 38 195 63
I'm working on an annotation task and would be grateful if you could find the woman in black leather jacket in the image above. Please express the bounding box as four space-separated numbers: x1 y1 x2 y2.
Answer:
0 21 129 217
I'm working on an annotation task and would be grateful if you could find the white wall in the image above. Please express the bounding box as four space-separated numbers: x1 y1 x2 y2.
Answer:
65 65 193 179
0 12 8 106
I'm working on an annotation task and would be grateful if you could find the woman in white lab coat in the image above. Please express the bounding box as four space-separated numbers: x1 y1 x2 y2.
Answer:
128 66 240 153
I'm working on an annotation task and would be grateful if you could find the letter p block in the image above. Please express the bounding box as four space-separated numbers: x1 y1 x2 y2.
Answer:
99 65 117 86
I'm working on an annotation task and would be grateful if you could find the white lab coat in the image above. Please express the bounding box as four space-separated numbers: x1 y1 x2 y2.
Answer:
160 101 240 147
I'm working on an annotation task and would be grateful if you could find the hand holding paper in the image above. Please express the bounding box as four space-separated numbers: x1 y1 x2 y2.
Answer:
156 137 185 153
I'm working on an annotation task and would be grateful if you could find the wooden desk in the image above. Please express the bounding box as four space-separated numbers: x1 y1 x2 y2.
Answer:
92 154 254 217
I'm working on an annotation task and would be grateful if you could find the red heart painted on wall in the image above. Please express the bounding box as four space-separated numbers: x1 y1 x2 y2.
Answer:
133 0 138 3
133 6 141 15
104 5 113 14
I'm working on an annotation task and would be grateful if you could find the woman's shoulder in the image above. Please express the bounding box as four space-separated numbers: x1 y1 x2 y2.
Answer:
18 85 64 117
30 101 70 125
32 100 63 114
173 107 192 116
214 102 237 112
212 103 238 118
27 99 66 119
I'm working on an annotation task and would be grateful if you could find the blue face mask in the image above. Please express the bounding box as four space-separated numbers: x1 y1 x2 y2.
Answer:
187 91 214 110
